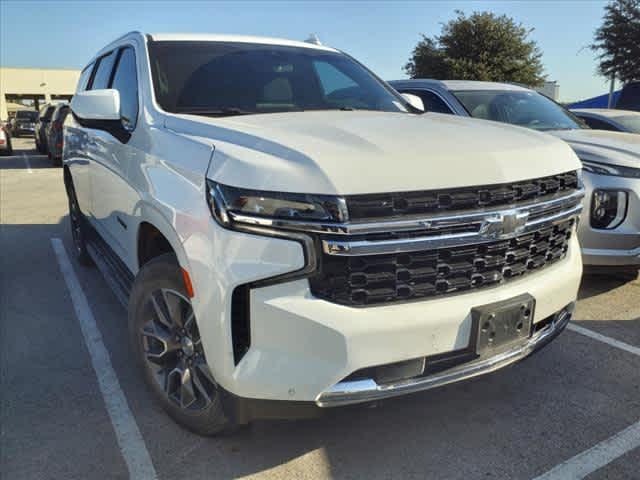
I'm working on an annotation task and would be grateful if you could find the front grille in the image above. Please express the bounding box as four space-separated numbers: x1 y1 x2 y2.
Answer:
346 171 578 220
309 219 574 306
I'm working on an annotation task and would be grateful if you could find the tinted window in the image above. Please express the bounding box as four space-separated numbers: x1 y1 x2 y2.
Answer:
403 89 453 114
110 47 139 130
580 116 619 131
16 111 38 120
314 61 357 96
148 41 409 115
91 51 117 90
77 64 94 92
452 90 583 131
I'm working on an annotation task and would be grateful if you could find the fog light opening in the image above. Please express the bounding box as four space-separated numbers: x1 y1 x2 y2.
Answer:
590 189 627 230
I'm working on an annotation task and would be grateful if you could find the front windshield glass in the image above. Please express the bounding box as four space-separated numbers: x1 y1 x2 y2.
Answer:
452 89 583 131
613 115 640 133
148 41 409 116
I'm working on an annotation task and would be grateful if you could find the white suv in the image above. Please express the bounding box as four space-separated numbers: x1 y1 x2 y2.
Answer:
64 32 584 435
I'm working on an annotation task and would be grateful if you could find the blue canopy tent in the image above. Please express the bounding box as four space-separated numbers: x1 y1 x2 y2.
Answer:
569 82 639 111
569 91 621 109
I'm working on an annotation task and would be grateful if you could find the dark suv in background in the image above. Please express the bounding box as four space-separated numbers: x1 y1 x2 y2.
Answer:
35 104 56 154
11 110 38 137
47 103 70 166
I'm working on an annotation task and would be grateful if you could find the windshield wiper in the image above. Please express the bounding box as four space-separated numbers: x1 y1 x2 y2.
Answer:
175 107 255 117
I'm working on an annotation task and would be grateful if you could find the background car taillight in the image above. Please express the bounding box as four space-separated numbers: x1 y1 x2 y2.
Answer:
591 189 628 230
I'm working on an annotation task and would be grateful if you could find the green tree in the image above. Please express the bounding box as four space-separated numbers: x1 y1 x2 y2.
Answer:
405 11 545 86
591 0 640 83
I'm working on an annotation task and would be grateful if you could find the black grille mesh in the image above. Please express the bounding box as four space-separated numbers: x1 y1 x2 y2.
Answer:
346 171 578 220
310 219 574 306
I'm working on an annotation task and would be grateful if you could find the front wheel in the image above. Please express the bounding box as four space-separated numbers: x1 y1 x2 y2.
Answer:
66 180 93 266
128 254 236 436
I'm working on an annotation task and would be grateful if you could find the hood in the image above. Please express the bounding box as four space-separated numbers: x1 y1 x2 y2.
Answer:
165 111 581 195
550 129 640 169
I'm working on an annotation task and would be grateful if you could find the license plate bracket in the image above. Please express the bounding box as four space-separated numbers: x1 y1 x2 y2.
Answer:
472 293 535 356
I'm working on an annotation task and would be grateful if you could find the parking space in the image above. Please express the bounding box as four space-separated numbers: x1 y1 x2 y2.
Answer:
1 137 639 479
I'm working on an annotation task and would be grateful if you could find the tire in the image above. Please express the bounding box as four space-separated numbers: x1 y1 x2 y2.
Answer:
66 179 94 266
129 253 236 436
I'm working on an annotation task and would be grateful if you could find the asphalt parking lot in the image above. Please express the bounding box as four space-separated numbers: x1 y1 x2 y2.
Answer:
1 137 639 480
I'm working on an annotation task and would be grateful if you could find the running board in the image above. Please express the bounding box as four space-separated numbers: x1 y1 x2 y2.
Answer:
85 226 134 309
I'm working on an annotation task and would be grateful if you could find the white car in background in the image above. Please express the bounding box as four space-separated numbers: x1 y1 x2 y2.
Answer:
391 80 640 273
571 109 640 134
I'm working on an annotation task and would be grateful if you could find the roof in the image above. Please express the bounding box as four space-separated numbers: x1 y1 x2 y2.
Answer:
571 108 640 119
147 33 338 52
388 79 531 92
439 80 530 92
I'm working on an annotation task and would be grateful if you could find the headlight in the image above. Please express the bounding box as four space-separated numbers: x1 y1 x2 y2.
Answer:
206 180 348 229
591 189 628 229
582 160 640 179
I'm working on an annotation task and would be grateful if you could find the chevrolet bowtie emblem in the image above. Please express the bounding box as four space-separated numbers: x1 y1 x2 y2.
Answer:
502 210 530 234
483 210 530 237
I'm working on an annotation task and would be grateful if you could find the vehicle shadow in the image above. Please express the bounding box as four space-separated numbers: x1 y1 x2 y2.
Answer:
579 270 639 300
0 152 55 170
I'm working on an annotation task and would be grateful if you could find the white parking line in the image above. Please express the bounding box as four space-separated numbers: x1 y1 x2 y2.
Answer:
532 420 640 480
21 152 33 173
51 238 157 480
568 323 640 357
532 322 640 479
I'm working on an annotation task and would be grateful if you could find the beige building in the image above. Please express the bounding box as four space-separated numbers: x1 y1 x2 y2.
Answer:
0 67 81 120
535 81 560 101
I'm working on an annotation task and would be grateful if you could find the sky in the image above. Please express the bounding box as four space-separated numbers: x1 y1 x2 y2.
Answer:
0 0 612 102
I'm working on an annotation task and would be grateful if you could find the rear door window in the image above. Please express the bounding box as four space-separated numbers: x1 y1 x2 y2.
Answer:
91 51 117 90
77 64 94 92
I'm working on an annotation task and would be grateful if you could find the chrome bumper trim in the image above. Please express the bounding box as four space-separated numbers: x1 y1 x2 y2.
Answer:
315 306 573 408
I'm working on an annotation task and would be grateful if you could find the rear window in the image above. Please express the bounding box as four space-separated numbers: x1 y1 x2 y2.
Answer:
16 111 38 120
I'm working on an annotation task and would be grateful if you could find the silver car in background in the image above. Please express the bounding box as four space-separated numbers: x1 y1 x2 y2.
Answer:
390 80 640 273
571 109 640 134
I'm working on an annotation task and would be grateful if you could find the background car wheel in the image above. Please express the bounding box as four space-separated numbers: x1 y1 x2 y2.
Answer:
129 253 237 436
66 181 93 266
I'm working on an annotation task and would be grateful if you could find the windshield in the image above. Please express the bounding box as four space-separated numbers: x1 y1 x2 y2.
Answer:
148 41 409 116
16 111 38 120
613 115 640 133
452 90 583 131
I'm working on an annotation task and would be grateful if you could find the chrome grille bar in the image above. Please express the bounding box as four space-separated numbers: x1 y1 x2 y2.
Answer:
322 191 584 256
227 188 584 238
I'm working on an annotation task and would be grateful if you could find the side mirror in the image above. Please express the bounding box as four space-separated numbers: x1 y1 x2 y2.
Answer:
70 89 131 142
71 89 120 121
401 93 425 112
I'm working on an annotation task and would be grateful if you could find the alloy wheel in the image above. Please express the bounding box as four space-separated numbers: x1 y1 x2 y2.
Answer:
141 288 217 410
68 193 84 255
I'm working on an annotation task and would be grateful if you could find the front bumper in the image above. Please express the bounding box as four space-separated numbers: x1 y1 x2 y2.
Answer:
579 172 640 267
191 219 583 404
316 304 572 407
